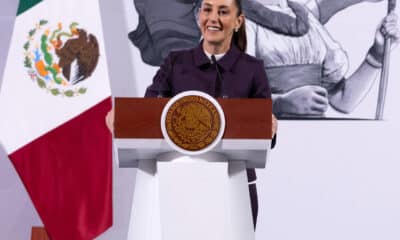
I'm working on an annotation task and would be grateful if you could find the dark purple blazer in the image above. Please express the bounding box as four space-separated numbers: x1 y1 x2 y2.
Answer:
145 43 271 99
145 43 273 181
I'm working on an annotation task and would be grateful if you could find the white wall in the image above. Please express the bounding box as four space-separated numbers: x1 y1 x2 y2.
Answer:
1 0 399 239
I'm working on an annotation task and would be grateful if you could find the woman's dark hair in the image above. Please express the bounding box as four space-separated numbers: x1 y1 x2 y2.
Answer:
232 0 247 52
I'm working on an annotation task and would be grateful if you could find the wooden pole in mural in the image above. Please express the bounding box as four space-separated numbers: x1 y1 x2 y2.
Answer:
376 0 397 120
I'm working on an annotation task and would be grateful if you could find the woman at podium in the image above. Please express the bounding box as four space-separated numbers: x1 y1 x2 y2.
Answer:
143 0 277 228
107 0 277 229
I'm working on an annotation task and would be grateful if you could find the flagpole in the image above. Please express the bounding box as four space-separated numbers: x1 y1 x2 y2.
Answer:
375 0 397 120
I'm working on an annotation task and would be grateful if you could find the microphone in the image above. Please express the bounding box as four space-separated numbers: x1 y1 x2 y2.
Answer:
211 55 227 98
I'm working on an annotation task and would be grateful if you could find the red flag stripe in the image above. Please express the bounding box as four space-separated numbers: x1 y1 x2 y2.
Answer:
10 97 112 240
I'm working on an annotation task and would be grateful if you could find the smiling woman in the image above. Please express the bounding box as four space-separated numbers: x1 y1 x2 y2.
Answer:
198 0 245 54
107 0 278 229
143 0 277 228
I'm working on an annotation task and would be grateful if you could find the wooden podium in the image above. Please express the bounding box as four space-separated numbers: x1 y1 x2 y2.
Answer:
114 93 272 240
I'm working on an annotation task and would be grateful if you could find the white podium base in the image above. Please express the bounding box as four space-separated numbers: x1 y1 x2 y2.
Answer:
127 152 255 240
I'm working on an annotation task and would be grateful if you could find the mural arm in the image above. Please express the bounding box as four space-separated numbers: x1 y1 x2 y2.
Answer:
376 0 397 119
306 0 384 24
329 12 399 113
129 0 200 66
242 0 310 36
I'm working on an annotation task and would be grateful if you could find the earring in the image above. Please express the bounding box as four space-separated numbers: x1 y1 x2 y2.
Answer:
235 28 238 32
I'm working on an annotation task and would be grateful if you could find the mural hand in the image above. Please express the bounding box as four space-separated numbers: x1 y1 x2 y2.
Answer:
276 85 329 116
383 12 400 44
370 12 400 63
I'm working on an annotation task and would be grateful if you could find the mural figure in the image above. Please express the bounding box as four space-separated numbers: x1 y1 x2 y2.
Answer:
129 0 399 119
246 0 399 118
129 0 311 65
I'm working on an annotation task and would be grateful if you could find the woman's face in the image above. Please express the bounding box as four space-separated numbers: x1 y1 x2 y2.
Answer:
198 0 243 52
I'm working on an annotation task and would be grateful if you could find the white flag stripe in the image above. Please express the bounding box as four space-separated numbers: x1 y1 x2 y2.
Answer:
0 0 111 154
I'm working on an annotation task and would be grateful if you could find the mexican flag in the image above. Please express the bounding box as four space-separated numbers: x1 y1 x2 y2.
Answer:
0 1 112 239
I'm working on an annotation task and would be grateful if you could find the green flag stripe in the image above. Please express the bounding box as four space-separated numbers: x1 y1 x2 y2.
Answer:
17 0 43 16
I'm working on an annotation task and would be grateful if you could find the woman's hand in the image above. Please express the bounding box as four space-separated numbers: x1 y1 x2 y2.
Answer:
272 114 277 136
105 108 114 133
274 85 329 116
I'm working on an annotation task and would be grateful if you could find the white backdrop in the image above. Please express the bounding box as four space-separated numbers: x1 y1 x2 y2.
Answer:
1 0 400 239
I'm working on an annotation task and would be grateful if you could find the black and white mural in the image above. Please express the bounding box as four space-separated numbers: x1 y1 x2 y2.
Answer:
128 0 399 119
